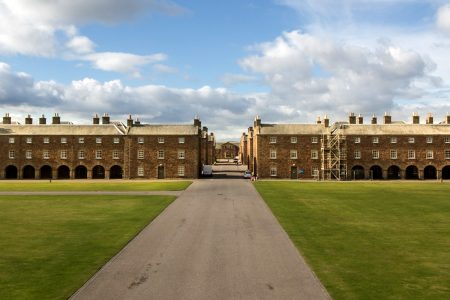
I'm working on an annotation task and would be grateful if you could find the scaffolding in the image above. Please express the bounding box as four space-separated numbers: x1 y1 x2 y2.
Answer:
321 124 347 180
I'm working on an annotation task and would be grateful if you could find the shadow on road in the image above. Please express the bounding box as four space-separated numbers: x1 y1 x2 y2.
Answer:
201 163 249 179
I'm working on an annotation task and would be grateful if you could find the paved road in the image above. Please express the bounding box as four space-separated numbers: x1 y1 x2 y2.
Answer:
71 179 330 300
0 191 182 196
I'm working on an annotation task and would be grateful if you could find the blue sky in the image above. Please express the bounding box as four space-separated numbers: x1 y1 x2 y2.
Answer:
1 0 450 139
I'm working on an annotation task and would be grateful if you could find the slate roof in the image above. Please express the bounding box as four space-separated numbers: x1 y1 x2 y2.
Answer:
338 124 450 135
258 124 326 135
0 124 125 135
127 125 199 135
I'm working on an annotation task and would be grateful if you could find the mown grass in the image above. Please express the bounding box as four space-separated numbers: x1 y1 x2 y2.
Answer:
254 181 450 300
0 195 175 299
0 181 191 191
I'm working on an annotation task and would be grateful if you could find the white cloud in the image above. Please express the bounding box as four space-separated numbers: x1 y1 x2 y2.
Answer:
65 36 96 54
221 73 258 86
153 64 179 74
437 3 450 34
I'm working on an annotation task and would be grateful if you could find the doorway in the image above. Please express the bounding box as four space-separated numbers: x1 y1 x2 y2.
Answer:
158 165 165 179
290 166 297 179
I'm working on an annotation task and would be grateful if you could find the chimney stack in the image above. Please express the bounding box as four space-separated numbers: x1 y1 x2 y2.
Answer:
254 115 261 128
447 113 450 124
371 114 377 124
194 115 201 127
3 113 11 124
412 112 420 124
316 116 321 124
39 114 46 125
384 112 391 124
323 115 330 127
25 114 33 124
102 113 110 125
358 114 363 124
93 114 100 124
127 115 133 127
135 118 141 125
52 113 60 124
426 113 433 124
349 112 356 124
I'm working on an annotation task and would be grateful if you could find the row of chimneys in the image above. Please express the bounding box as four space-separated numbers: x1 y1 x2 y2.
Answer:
3 113 115 125
347 112 450 125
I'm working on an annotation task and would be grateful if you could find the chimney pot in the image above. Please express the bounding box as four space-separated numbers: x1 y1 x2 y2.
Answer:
412 112 420 124
3 113 12 124
371 114 377 124
25 114 33 124
39 114 46 125
349 112 356 124
52 113 61 124
426 113 433 124
384 113 392 124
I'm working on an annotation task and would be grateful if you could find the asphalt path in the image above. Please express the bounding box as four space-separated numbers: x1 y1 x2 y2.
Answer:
71 179 330 299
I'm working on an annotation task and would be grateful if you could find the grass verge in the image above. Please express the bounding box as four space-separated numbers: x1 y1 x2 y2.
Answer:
254 181 450 300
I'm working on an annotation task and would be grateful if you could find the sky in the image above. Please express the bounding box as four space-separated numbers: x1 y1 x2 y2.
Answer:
1 0 450 140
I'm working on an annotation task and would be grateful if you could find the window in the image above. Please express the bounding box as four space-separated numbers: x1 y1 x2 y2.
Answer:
312 167 319 177
311 137 318 144
61 137 67 144
445 137 450 143
158 137 165 144
9 137 14 144
178 137 185 144
78 137 84 144
60 150 67 159
178 165 185 177
372 150 379 159
354 150 361 159
113 137 120 144
8 150 15 159
138 137 144 144
26 150 32 159
290 150 298 159
426 150 433 159
290 137 297 144
390 137 397 144
408 150 415 159
112 150 119 159
26 137 32 144
445 150 450 159
426 137 433 144
137 166 144 177
43 150 49 159
311 150 319 160
354 137 361 144
270 149 277 159
372 137 379 144
96 137 102 144
43 137 49 144
408 137 415 143
96 150 102 159
269 137 277 144
78 150 85 160
390 150 397 159
178 150 185 159
270 166 277 177
138 150 144 159
158 150 165 159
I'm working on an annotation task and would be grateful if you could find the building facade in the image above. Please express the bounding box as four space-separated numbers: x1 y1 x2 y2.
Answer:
215 142 239 160
242 113 450 180
0 113 214 179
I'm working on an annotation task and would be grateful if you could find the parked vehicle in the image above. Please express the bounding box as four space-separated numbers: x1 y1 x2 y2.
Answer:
243 170 252 179
202 165 213 177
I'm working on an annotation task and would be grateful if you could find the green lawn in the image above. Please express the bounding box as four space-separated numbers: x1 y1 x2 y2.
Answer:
254 182 450 300
0 181 191 191
0 195 175 299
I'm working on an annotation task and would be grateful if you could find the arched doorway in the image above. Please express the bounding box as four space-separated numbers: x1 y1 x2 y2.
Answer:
424 165 437 180
370 165 383 179
75 166 87 179
5 165 18 179
351 165 365 180
110 165 123 179
405 165 419 179
92 165 105 179
57 165 70 179
23 165 35 179
442 166 450 179
157 165 165 179
40 165 52 179
387 165 400 180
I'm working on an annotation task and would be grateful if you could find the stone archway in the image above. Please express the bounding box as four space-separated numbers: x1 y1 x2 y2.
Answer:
5 165 18 179
110 165 123 179
442 166 450 180
75 165 87 179
370 165 383 179
92 165 105 179
405 165 419 180
23 165 35 179
387 165 400 180
351 165 365 180
423 165 437 180
40 165 52 179
57 165 70 179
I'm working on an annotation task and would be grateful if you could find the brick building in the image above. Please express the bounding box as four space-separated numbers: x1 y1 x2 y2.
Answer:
215 142 239 160
0 113 214 179
241 113 450 180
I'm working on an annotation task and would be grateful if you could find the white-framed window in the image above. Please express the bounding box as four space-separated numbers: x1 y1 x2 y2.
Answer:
270 149 277 159
390 149 397 159
112 150 120 160
444 137 450 144
26 137 32 144
178 165 185 177
354 137 361 144
291 137 297 144
8 150 15 159
408 137 415 143
43 137 49 144
290 150 298 159
178 137 185 144
372 150 379 159
311 150 319 160
61 137 67 144
270 166 277 177
312 166 319 177
26 150 32 159
8 137 14 144
445 150 450 159
311 137 318 144
269 137 277 144
354 150 361 159
426 137 433 144
137 166 144 177
60 150 68 159
178 150 185 159
113 137 120 144
408 150 415 159
78 150 85 159
426 150 433 159
78 137 84 144
96 150 102 159
138 137 144 144
372 137 379 144
138 150 144 159
390 137 397 144
158 137 165 144
158 150 165 159
43 150 49 159
96 137 102 144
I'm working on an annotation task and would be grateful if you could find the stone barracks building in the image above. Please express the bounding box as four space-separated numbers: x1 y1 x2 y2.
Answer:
0 113 215 179
241 113 450 180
